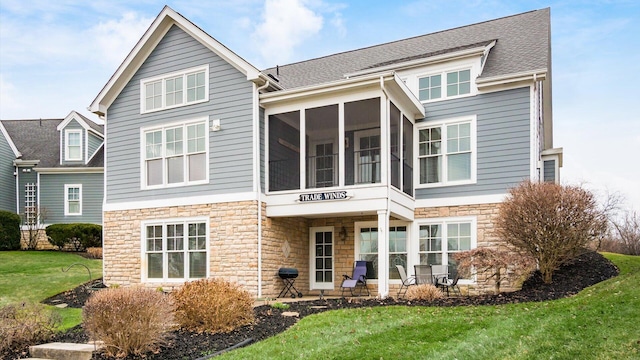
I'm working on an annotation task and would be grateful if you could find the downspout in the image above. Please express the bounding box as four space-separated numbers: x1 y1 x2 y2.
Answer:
254 80 270 298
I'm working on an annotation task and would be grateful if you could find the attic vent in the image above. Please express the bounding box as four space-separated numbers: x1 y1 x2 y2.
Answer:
267 73 280 82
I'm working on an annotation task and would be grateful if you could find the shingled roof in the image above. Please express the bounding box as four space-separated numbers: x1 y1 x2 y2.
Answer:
1 117 104 168
262 8 550 89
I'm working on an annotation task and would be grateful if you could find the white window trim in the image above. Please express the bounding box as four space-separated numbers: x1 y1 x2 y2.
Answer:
415 216 477 285
415 115 477 189
140 117 210 190
64 184 82 216
354 220 409 284
416 66 475 103
140 217 210 283
140 65 210 114
64 129 83 161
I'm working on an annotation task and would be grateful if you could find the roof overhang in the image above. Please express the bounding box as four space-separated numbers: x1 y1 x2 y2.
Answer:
34 167 104 174
260 72 425 118
476 68 547 89
344 40 496 79
89 6 277 116
57 111 104 138
541 147 563 167
13 159 39 167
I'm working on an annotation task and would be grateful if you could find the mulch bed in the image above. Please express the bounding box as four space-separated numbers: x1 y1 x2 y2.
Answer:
7 251 619 360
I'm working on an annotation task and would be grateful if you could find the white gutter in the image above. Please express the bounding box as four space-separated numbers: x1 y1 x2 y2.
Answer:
254 80 270 298
34 167 104 174
476 68 547 89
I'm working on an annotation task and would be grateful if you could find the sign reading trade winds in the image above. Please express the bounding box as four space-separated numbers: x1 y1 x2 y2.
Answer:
299 191 349 202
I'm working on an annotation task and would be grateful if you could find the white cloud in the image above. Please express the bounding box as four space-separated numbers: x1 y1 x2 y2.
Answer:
0 74 22 119
330 11 346 37
252 0 323 65
89 11 154 68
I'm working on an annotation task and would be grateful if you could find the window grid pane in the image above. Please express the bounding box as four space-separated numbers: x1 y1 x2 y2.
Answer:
146 222 206 280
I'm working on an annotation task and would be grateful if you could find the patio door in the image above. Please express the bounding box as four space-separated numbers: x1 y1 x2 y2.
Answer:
309 227 334 290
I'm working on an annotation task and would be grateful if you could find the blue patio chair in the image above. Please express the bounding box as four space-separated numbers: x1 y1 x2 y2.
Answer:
341 260 370 297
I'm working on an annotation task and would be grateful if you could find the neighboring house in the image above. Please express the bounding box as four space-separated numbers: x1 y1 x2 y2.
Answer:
89 6 562 297
0 111 104 248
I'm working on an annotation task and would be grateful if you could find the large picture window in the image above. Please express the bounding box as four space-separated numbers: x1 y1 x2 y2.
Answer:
356 222 408 281
141 65 209 113
144 219 208 281
418 117 475 187
142 120 208 188
418 218 475 280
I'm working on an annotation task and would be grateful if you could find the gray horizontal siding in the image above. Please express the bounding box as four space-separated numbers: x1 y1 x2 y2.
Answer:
0 132 16 212
415 87 531 200
88 132 103 159
106 25 255 204
39 173 103 224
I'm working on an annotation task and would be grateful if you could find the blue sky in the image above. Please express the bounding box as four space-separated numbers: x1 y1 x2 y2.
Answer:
1 0 638 211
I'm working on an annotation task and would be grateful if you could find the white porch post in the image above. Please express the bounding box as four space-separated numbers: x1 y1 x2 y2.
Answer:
377 209 389 298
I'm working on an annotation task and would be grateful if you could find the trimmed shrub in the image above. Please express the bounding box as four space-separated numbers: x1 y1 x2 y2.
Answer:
0 302 61 356
406 284 444 301
0 210 21 251
172 278 254 334
83 287 175 358
45 223 102 251
86 247 103 259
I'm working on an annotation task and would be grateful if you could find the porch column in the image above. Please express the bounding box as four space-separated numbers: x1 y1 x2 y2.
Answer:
377 209 389 298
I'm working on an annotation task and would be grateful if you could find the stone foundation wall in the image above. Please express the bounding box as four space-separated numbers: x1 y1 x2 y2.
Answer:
415 202 522 295
103 201 259 294
20 230 53 250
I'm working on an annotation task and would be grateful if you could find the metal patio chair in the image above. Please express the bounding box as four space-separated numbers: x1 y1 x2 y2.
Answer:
395 264 415 298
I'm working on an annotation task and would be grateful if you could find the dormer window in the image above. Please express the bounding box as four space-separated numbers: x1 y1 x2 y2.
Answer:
140 65 209 113
65 129 82 161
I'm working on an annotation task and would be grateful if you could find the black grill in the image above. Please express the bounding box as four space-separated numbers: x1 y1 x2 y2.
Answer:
277 267 302 298
278 267 299 279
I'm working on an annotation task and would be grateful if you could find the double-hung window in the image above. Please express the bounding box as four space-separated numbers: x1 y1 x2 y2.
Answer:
65 130 82 161
417 68 471 102
141 65 209 113
143 120 208 188
144 219 208 281
418 116 475 186
418 218 475 280
64 184 81 215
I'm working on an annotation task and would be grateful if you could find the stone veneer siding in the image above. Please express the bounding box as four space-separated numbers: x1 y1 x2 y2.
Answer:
415 202 521 295
103 201 260 294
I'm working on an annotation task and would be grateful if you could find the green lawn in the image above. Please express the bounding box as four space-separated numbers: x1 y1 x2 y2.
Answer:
0 251 102 329
221 253 640 360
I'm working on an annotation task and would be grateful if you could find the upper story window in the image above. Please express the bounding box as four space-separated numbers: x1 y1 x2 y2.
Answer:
142 119 208 189
65 130 82 161
140 65 209 113
64 184 82 216
417 68 471 102
417 116 476 187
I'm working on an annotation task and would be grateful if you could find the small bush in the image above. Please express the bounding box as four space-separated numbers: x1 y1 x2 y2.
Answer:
496 181 609 283
83 286 175 358
85 247 103 259
172 278 254 334
0 302 61 356
0 210 21 251
271 302 290 310
46 223 102 251
406 284 444 301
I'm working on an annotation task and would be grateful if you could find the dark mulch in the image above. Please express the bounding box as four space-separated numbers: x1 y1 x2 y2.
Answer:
7 251 618 360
